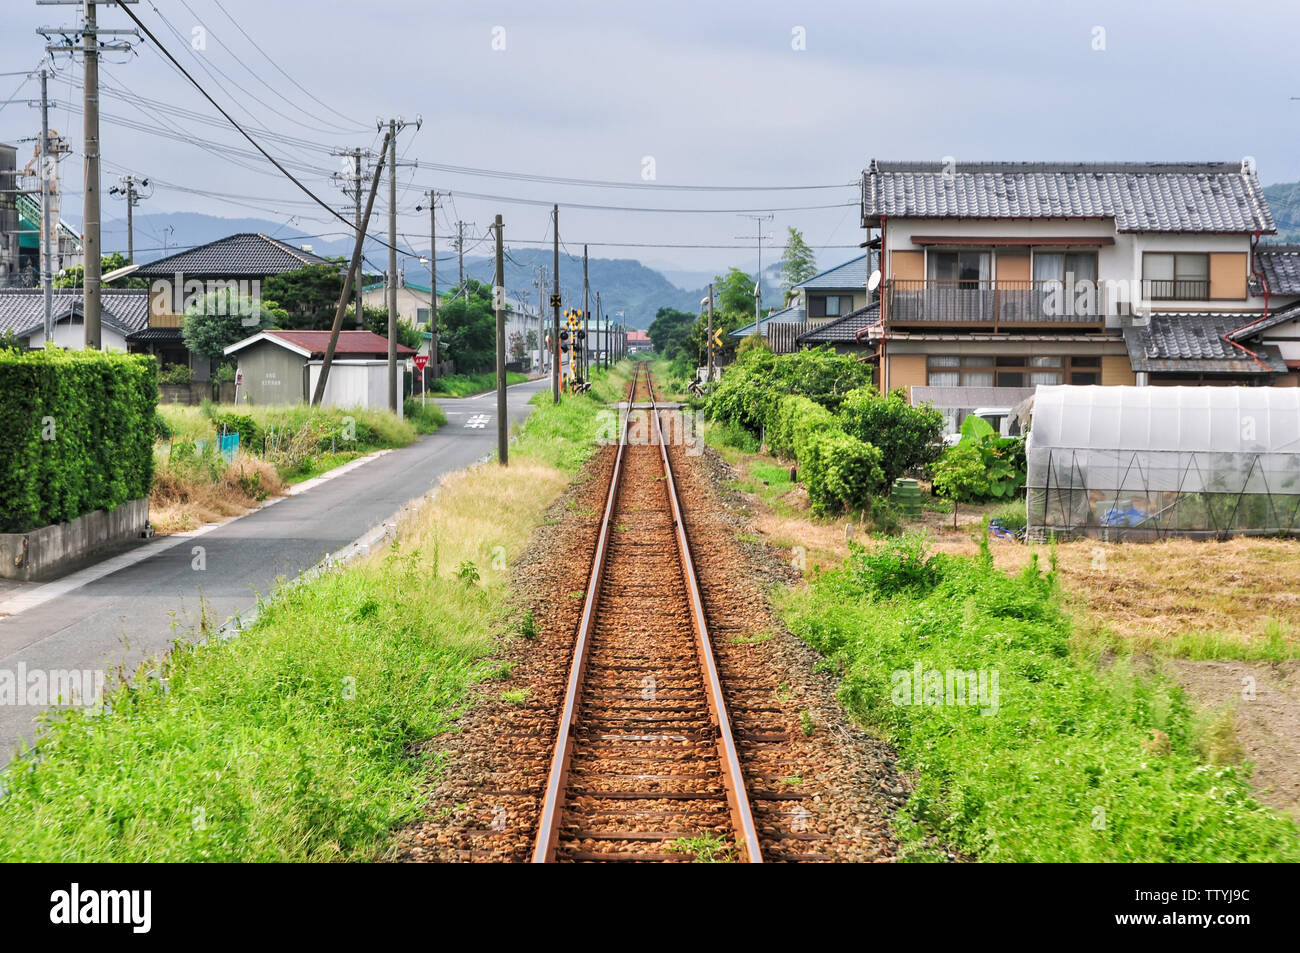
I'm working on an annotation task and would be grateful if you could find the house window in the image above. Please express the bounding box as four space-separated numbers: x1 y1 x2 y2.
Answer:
1143 253 1209 300
809 295 848 317
928 251 990 287
928 354 1098 387
416 307 430 325
1032 252 1098 282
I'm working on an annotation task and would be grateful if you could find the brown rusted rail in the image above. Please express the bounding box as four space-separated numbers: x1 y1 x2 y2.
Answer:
531 364 762 863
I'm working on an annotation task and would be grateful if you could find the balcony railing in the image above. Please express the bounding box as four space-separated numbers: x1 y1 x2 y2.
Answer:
1142 278 1210 301
885 279 1108 330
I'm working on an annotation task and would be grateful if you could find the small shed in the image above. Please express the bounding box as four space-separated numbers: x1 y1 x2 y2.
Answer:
225 330 414 411
1026 385 1300 540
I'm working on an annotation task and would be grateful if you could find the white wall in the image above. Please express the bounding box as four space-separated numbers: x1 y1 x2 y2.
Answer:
26 319 128 351
305 360 403 417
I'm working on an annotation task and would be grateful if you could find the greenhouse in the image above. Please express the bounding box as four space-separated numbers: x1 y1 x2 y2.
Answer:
1026 386 1300 540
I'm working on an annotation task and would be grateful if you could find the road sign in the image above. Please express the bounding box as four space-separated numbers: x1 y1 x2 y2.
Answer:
550 294 561 308
712 328 724 348
413 355 429 371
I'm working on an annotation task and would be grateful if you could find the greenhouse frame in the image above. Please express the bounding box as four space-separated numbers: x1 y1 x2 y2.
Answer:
1026 386 1300 541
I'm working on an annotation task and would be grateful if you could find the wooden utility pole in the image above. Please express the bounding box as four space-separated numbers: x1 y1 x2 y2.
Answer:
494 214 508 465
313 131 390 405
551 204 561 404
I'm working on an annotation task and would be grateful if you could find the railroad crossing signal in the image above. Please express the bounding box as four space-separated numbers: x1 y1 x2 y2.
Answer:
550 294 561 308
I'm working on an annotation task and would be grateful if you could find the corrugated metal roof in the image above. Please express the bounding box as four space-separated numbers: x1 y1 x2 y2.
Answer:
0 288 150 337
862 160 1276 233
133 233 335 278
1122 312 1287 374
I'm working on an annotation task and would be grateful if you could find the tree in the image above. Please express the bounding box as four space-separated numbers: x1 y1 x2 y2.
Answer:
436 289 496 372
647 306 694 360
182 289 285 359
508 330 525 362
356 305 422 350
931 442 987 529
687 267 760 364
262 262 345 330
54 252 149 289
779 227 817 302
839 388 945 486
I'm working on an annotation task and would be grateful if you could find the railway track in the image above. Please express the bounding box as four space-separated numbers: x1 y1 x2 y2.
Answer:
532 363 763 862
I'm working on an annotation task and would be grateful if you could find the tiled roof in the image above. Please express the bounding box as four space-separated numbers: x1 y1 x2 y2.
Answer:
862 160 1276 233
730 303 807 338
126 326 184 342
1224 300 1300 342
1252 245 1300 296
796 253 875 291
1123 312 1287 375
133 233 335 278
228 329 415 358
0 288 150 337
796 302 881 344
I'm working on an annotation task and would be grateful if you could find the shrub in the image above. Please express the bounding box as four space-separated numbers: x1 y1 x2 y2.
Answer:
839 388 944 486
710 420 760 453
802 428 886 516
208 412 263 450
0 348 157 533
846 533 943 597
153 411 173 442
704 345 872 435
157 363 193 386
768 394 837 460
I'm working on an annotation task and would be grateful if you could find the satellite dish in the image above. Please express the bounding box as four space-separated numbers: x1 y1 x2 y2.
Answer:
867 269 882 293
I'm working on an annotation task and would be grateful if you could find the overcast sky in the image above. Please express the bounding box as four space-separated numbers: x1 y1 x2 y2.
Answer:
2 0 1298 275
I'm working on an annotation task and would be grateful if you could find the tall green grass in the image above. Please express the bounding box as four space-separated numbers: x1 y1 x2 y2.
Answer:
426 371 528 398
781 534 1300 862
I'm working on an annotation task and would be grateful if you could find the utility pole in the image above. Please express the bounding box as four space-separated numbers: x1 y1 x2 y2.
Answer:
595 291 601 373
455 220 469 298
38 67 53 340
551 204 560 404
416 190 440 381
534 264 548 376
331 147 372 328
707 282 715 383
737 212 774 339
39 0 140 349
314 132 389 406
108 174 149 263
494 214 508 466
582 245 589 383
379 116 420 412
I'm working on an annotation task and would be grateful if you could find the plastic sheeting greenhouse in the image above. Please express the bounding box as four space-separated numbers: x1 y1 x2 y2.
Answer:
1026 386 1300 540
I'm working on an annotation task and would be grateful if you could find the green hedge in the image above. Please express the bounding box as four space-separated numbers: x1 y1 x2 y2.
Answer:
768 394 885 515
0 348 158 533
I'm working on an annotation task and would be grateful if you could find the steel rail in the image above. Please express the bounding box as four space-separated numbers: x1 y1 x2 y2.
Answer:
645 376 764 863
532 363 641 862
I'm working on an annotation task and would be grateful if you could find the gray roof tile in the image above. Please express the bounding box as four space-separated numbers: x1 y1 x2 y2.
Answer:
0 288 150 338
133 233 334 278
863 160 1276 233
1123 312 1287 374
796 252 876 291
796 302 881 343
1252 244 1300 296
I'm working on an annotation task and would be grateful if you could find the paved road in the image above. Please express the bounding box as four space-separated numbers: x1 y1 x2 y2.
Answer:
0 378 550 763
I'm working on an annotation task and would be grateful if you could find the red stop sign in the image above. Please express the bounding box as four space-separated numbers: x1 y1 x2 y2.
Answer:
413 355 429 370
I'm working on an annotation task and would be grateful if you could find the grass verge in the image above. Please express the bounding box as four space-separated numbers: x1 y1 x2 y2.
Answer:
425 371 529 398
780 533 1300 861
0 390 609 861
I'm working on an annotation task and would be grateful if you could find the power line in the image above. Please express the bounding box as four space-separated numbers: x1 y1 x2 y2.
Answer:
411 159 852 192
399 183 855 214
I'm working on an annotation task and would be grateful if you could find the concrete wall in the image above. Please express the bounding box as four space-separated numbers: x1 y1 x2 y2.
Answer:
0 498 149 581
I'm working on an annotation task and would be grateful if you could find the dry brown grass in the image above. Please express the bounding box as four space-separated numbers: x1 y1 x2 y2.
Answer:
149 453 287 535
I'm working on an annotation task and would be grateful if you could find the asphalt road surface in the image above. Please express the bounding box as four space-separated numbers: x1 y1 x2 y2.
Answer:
0 378 551 764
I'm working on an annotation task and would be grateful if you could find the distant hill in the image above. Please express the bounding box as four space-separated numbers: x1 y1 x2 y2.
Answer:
1264 182 1300 241
101 211 705 329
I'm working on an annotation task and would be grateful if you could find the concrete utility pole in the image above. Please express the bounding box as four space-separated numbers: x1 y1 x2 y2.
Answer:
455 220 468 298
314 132 389 406
534 264 547 375
595 290 601 373
494 214 508 466
109 174 149 263
707 282 715 383
331 147 372 327
38 67 53 341
582 245 589 383
551 203 560 404
416 189 440 381
387 121 398 411
38 1 139 349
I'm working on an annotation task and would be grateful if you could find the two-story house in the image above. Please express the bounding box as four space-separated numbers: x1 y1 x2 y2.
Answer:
858 160 1298 423
731 253 876 345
